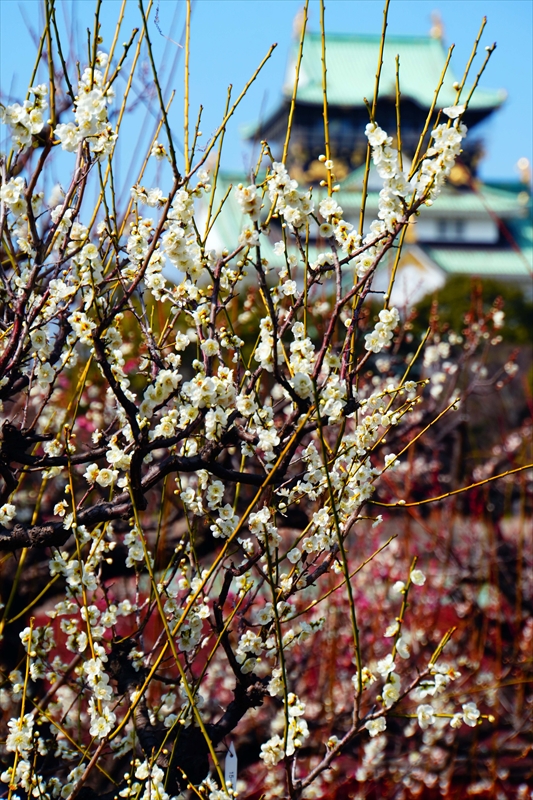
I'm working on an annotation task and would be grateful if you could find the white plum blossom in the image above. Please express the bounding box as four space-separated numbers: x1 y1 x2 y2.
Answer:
442 104 465 119
319 196 343 219
95 468 118 487
462 701 481 727
396 637 410 659
410 569 426 586
281 279 297 296
417 703 436 729
364 307 400 354
235 183 262 220
0 504 16 525
493 309 505 329
201 338 220 357
260 733 285 766
54 59 116 159
376 653 396 677
365 716 387 737
1 85 48 151
266 161 314 228
384 621 400 637
291 371 313 399
382 672 401 708
260 693 309 764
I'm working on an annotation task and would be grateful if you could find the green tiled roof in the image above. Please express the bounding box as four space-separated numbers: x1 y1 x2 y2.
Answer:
370 186 526 217
508 217 533 254
427 245 532 277
328 168 529 217
423 185 530 217
204 173 532 282
285 32 505 110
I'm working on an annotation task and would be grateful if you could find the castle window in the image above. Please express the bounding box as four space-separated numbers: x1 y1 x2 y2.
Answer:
437 219 448 238
437 219 466 240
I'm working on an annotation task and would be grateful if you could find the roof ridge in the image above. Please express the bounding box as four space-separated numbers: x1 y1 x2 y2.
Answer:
302 31 442 44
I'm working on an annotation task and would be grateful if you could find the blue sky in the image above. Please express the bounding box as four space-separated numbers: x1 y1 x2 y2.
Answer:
1 0 532 184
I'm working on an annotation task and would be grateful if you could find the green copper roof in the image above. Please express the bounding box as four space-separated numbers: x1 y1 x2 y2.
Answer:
427 244 532 277
325 169 530 217
204 173 532 283
508 217 533 255
285 32 505 111
374 186 526 217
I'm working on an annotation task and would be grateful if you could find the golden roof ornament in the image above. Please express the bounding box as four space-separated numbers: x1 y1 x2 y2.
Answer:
430 10 444 40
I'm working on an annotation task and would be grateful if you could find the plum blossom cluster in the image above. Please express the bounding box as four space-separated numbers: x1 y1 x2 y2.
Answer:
1 713 51 798
357 567 482 749
267 162 314 229
260 693 310 766
0 8 509 798
364 306 401 353
84 657 117 738
55 51 117 158
413 107 468 203
235 183 262 221
349 112 466 280
0 172 45 263
0 84 48 150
